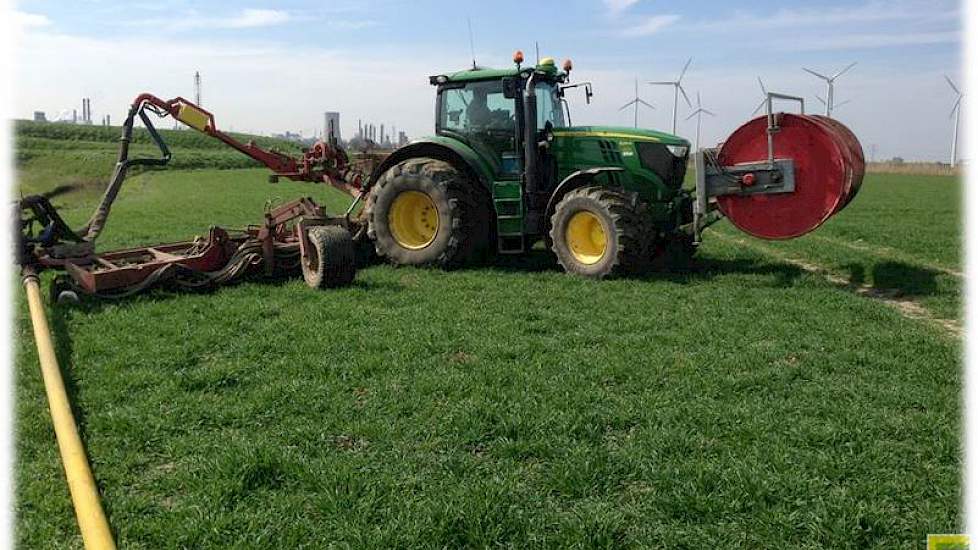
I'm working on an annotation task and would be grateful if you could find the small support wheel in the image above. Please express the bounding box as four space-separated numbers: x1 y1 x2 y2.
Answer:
50 276 80 305
302 226 357 289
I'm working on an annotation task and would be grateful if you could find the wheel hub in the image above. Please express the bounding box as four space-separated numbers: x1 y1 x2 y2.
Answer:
388 190 439 249
565 210 607 265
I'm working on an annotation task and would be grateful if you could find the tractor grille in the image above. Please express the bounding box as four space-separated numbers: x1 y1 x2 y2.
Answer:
598 140 623 164
635 142 687 189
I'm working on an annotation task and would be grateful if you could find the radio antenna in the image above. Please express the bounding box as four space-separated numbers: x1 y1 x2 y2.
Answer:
467 17 476 69
535 41 540 64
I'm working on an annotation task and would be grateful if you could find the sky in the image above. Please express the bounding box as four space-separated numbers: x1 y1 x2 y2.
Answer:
6 0 965 161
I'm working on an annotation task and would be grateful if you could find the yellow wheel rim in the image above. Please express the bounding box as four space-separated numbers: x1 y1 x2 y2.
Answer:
565 210 607 265
388 190 439 249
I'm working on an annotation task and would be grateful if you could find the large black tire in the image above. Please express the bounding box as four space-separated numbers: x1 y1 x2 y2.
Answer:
302 226 356 289
548 186 649 278
366 158 491 268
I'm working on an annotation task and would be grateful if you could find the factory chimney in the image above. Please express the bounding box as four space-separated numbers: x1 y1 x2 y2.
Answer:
194 71 202 106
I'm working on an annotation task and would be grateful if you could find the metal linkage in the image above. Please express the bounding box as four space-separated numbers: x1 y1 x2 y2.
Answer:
16 92 371 301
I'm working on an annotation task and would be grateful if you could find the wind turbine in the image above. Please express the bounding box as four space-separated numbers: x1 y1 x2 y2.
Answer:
751 77 770 116
649 57 692 135
685 92 715 151
817 95 851 112
946 75 964 166
802 62 857 117
619 78 655 128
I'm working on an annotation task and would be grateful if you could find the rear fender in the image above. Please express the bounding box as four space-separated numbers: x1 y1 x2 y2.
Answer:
367 138 494 193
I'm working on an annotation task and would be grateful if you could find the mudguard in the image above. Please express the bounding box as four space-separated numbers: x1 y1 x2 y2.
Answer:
367 137 496 192
545 167 625 220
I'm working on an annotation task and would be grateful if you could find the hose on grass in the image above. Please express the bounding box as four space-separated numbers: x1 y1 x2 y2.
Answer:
22 273 116 550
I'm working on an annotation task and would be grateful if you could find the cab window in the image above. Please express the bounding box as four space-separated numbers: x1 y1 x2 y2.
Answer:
439 80 517 134
535 82 566 129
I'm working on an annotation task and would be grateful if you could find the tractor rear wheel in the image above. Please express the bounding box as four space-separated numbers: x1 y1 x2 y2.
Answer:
549 186 649 278
302 226 357 289
367 158 490 268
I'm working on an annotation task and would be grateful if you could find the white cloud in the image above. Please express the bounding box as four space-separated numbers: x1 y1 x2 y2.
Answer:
13 11 52 28
603 0 639 16
688 0 957 31
786 30 960 52
621 14 680 36
126 8 295 32
224 9 291 29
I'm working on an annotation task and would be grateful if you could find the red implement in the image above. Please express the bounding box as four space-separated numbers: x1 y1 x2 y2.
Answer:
716 113 863 240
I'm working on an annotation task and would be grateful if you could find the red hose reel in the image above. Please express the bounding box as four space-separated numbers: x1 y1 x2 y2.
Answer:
713 113 865 240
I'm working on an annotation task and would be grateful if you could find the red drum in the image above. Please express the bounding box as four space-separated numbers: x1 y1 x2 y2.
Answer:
716 114 864 240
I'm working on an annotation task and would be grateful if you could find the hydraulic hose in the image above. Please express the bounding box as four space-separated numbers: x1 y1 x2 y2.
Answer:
22 273 116 550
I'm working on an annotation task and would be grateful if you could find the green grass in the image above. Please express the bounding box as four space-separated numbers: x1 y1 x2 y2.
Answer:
14 145 962 548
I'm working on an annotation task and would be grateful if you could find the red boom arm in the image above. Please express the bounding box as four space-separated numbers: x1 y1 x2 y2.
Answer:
131 93 364 195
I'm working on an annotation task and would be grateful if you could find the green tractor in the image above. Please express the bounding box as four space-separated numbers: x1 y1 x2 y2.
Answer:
364 55 694 277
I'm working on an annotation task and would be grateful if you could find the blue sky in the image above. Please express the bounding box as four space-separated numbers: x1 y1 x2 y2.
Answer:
9 0 964 160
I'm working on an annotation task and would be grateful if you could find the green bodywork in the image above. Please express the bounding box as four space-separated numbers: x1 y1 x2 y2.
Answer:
399 60 694 247
550 125 690 223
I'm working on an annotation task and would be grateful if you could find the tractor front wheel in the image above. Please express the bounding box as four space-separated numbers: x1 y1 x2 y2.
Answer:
549 187 649 278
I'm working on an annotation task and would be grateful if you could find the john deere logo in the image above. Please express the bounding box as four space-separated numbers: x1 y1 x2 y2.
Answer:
928 534 969 550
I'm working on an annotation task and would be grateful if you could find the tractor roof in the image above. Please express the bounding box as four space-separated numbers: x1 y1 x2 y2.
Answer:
430 58 565 85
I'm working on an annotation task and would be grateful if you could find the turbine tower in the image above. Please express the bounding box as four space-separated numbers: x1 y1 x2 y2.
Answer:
685 92 715 151
649 57 692 135
802 62 856 117
618 78 654 128
946 75 964 167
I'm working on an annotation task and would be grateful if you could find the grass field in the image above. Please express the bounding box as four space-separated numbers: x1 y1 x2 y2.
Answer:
13 128 963 548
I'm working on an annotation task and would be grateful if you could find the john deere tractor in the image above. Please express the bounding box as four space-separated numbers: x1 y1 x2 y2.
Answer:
364 54 693 277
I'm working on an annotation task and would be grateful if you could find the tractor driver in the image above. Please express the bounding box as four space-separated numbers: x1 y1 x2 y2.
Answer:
466 87 493 129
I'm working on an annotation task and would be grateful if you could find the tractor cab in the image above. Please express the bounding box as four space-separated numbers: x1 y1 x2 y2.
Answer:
431 57 568 178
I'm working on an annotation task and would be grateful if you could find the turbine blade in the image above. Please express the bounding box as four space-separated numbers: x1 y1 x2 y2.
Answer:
678 84 692 107
678 57 692 82
803 67 829 80
945 75 961 95
697 91 702 108
648 81 675 85
757 76 768 95
702 109 716 116
751 98 767 116
637 99 655 109
816 95 827 105
619 100 638 111
950 96 962 118
685 110 699 121
833 61 857 80
834 99 851 108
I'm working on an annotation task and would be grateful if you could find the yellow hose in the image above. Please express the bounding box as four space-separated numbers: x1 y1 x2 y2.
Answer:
23 274 116 550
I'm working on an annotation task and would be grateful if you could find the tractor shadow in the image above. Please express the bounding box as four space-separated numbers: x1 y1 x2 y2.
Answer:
46 301 92 443
484 249 806 287
844 261 942 298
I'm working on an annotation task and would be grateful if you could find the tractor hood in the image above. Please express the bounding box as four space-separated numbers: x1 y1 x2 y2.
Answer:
552 125 690 147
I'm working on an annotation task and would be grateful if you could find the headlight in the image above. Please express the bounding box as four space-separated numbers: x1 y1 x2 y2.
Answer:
666 145 689 158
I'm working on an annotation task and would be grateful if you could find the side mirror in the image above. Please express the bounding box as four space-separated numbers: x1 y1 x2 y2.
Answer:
502 77 520 99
